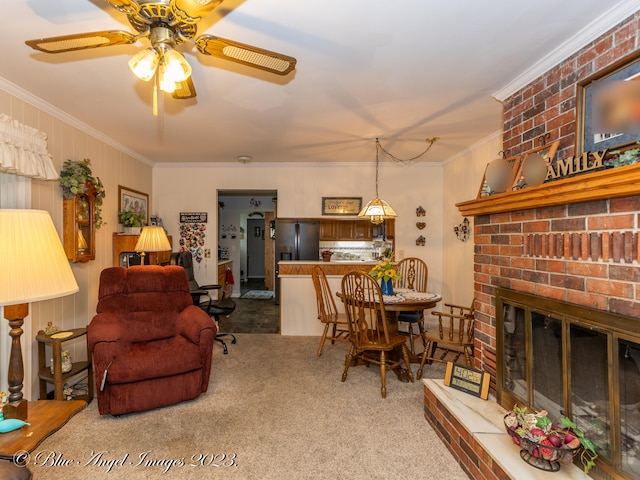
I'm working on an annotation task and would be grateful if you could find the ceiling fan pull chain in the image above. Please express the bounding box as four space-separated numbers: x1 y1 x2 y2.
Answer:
153 77 159 117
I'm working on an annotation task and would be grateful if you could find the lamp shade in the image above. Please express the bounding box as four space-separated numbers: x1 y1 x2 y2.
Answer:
135 226 171 253
0 209 79 305
358 198 397 225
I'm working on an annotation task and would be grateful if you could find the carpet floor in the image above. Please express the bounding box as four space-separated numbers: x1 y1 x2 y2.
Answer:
28 335 467 480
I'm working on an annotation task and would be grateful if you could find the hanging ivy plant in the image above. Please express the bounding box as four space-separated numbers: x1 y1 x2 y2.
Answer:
59 159 106 229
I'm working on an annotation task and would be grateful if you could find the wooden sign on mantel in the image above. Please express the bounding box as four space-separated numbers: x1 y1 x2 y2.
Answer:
444 362 491 400
547 149 608 181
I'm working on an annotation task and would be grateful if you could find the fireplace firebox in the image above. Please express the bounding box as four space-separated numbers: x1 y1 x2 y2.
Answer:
496 288 640 479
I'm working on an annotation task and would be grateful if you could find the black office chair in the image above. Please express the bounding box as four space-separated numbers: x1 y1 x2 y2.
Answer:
171 251 237 354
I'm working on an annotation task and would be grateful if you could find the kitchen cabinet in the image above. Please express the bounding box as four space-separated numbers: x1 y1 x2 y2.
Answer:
384 219 395 239
319 220 336 240
352 220 373 240
319 219 373 241
112 233 172 266
217 261 233 299
336 221 355 239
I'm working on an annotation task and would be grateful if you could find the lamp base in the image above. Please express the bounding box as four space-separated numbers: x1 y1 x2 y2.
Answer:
4 303 28 421
2 401 27 421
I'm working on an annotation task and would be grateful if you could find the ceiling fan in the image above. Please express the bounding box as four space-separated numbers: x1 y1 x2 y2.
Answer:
25 0 297 101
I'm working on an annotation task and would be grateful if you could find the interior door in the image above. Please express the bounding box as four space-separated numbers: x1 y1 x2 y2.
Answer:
264 212 275 290
247 218 265 279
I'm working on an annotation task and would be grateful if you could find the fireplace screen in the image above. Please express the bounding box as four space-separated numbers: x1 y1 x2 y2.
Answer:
496 288 640 479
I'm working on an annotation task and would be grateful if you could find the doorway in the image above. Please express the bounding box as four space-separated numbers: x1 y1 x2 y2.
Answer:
217 189 279 333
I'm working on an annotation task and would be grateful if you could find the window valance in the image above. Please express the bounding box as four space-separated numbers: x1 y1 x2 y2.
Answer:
0 114 58 180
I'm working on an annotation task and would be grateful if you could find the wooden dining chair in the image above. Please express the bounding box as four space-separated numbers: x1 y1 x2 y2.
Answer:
395 257 428 354
417 301 475 379
341 270 414 398
311 265 349 356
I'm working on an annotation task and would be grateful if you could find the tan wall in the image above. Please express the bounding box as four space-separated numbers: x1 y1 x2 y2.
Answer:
442 131 502 306
153 161 446 296
0 88 152 400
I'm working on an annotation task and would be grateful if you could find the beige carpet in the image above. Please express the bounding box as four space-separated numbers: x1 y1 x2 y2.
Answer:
25 334 467 480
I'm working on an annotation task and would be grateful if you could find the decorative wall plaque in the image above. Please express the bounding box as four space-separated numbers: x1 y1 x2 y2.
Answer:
179 212 208 223
321 197 362 215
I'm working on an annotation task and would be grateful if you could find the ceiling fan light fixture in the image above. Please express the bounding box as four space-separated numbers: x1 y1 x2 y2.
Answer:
128 47 159 81
162 48 192 83
159 69 177 93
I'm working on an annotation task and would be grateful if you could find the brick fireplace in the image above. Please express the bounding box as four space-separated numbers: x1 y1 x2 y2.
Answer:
437 9 640 480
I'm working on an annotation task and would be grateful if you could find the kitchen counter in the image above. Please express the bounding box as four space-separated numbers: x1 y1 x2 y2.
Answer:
278 260 377 335
218 259 232 266
278 260 376 277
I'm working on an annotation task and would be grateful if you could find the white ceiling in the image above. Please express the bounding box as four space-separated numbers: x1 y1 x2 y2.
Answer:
0 1 635 165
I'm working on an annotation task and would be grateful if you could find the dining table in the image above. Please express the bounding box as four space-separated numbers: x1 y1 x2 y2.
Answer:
336 288 442 380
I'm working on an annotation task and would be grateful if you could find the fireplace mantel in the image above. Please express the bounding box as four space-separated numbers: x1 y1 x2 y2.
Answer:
456 163 640 216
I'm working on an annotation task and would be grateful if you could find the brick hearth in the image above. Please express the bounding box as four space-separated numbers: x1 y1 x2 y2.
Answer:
423 380 586 480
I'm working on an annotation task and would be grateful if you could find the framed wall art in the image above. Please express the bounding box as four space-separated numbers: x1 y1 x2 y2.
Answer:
477 155 521 198
576 50 640 155
118 185 149 224
512 140 559 190
321 197 362 216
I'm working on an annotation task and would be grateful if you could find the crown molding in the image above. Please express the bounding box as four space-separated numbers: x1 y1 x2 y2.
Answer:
0 76 152 166
493 0 640 102
443 130 502 165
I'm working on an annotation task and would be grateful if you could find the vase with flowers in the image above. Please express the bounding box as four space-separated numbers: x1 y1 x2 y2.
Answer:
368 253 400 295
504 405 597 473
321 250 333 262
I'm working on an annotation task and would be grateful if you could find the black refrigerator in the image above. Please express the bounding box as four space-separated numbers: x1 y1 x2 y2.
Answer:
274 219 320 304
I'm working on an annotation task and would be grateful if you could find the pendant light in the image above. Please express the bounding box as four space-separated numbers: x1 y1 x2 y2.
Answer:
358 138 397 225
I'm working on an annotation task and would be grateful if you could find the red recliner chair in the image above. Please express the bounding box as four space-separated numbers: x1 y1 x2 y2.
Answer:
88 266 217 416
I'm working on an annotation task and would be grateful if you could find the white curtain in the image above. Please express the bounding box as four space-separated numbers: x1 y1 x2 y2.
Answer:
0 114 58 180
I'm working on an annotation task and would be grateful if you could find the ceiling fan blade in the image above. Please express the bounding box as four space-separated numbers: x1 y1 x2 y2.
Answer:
25 31 137 54
195 35 296 76
104 0 140 15
172 76 197 99
171 0 222 24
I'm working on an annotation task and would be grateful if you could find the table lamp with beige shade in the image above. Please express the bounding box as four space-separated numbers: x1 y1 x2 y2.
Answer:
0 209 79 420
135 225 171 265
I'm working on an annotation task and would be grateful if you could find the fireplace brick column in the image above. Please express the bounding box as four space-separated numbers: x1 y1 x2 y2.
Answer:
470 11 640 392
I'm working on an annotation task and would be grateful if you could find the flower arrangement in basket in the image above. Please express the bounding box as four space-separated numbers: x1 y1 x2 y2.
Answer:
504 405 597 473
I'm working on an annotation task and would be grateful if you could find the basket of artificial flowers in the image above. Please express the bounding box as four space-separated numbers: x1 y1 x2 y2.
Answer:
504 405 597 473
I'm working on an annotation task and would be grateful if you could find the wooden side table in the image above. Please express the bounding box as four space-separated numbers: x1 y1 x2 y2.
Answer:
36 328 93 402
0 400 86 460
